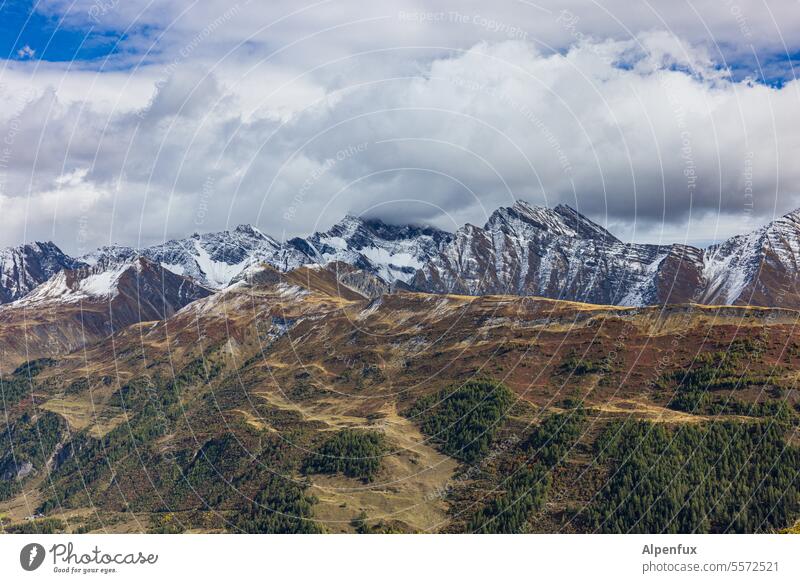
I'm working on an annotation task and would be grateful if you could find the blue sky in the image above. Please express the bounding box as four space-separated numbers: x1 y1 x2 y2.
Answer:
2 0 797 86
726 49 800 88
0 0 127 62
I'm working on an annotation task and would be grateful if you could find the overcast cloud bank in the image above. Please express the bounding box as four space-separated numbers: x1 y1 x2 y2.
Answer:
1 0 799 252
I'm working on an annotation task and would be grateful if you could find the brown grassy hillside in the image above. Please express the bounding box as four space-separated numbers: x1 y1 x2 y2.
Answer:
2 265 799 534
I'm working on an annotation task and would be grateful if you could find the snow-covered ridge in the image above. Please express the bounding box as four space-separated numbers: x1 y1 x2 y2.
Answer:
11 257 173 306
414 202 800 307
300 215 452 284
700 209 800 306
8 256 213 321
0 241 84 303
81 224 308 289
17 263 130 305
6 203 800 308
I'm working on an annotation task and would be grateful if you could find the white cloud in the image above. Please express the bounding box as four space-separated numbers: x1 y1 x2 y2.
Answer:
33 0 800 67
1 2 799 252
16 45 36 60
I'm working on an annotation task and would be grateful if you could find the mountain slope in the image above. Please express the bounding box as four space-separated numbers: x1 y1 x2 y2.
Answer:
412 201 706 305
0 257 211 372
0 242 85 304
83 225 310 289
296 215 453 284
702 210 800 308
3 272 799 534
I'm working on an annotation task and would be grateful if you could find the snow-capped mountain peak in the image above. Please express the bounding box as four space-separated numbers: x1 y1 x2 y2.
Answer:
80 245 138 267
485 201 619 242
489 200 579 237
700 207 800 307
415 202 689 304
18 260 133 305
0 241 85 303
13 256 212 315
301 214 453 284
80 225 306 289
552 204 620 242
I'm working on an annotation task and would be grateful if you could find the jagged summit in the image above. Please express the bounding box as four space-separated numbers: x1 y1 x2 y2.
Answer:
485 201 620 243
552 204 620 242
301 214 453 283
232 223 267 236
322 213 450 241
0 241 85 303
81 224 304 289
700 207 800 307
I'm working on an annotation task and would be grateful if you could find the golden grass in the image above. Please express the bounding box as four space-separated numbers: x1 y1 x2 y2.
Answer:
40 398 127 438
591 399 755 424
779 519 800 534
254 390 369 429
230 409 278 433
307 403 457 533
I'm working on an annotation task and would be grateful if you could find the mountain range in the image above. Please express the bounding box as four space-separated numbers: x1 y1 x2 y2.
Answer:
3 201 800 313
2 201 800 534
1 241 799 533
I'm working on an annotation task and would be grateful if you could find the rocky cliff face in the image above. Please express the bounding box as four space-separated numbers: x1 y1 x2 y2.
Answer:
701 210 800 308
411 201 704 305
295 215 453 284
412 203 800 308
0 241 85 304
